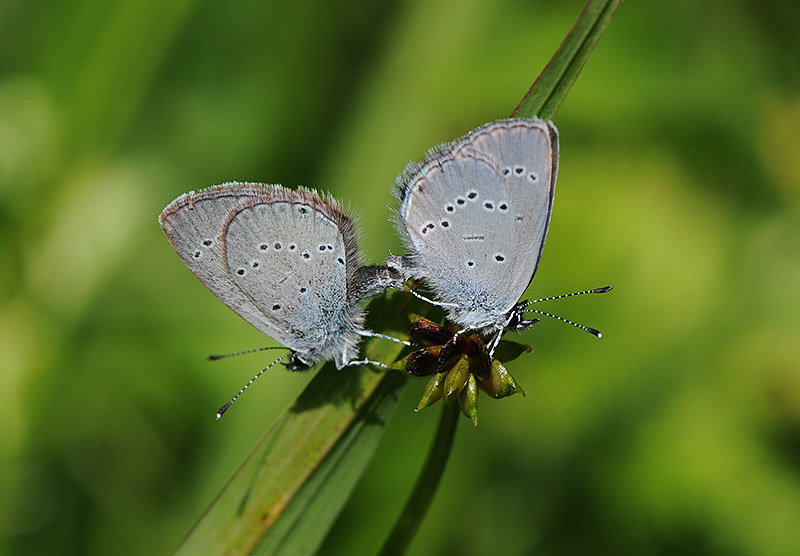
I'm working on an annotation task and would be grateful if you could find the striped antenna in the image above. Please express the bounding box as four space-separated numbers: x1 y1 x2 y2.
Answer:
516 285 612 338
518 285 612 307
216 352 292 420
521 308 602 338
207 345 288 361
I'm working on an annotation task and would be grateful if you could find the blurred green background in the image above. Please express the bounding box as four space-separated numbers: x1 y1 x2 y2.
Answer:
2 0 800 554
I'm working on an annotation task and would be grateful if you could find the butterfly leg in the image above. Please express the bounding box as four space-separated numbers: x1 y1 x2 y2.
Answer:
358 329 411 346
404 286 459 309
344 358 391 370
487 325 505 358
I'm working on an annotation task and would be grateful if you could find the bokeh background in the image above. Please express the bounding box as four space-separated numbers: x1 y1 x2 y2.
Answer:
2 0 800 554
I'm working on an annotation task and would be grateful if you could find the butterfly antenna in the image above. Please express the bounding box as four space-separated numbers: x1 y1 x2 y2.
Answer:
520 285 612 306
521 308 603 338
216 352 291 420
518 285 612 339
207 345 289 361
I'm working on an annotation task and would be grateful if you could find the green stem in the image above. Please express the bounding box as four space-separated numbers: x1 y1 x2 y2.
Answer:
512 0 621 120
377 402 460 556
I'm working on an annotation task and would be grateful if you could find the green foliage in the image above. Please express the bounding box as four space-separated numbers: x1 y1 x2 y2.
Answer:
177 358 408 555
2 0 800 555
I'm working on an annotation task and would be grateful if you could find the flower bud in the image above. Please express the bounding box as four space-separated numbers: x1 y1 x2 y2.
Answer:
406 346 442 377
443 355 470 400
477 359 525 399
458 374 479 426
415 372 446 411
408 318 454 346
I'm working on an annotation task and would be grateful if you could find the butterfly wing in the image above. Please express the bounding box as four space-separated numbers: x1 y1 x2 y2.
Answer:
394 118 558 329
159 183 363 365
